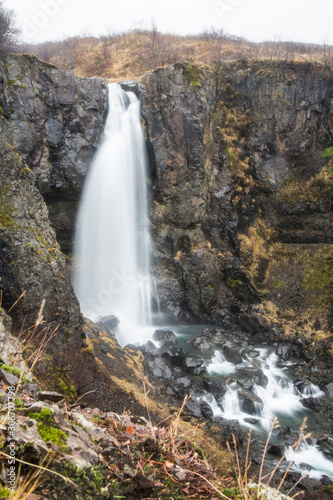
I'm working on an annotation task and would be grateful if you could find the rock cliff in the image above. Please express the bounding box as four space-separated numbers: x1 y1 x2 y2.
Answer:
0 54 108 253
142 61 333 333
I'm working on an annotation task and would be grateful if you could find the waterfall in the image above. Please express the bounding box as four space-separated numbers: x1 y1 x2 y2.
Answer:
73 83 153 346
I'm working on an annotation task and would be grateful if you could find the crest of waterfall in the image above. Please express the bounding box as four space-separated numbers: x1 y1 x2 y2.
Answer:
73 83 155 346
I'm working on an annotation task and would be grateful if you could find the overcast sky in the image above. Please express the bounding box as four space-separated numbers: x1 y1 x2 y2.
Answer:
5 0 333 46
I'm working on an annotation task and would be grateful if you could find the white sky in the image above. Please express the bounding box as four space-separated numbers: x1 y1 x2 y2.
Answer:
4 0 333 46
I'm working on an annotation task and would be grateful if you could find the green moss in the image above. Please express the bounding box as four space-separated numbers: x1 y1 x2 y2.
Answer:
29 408 68 446
1 364 30 383
321 147 333 159
324 485 333 497
303 246 333 309
37 424 68 446
0 188 15 230
0 487 12 498
222 487 241 497
183 63 203 89
92 413 102 424
42 461 111 499
273 279 287 289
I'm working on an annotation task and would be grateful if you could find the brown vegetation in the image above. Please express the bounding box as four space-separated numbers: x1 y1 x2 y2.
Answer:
0 1 20 55
21 28 333 81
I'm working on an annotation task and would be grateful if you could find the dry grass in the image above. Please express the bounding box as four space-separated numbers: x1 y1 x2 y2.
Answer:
22 29 333 81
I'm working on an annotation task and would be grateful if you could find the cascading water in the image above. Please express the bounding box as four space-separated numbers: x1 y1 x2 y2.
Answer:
204 346 333 479
73 83 154 346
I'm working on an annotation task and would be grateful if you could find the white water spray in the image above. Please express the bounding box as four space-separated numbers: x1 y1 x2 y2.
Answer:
73 84 154 346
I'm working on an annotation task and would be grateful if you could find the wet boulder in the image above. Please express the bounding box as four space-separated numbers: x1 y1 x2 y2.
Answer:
185 399 203 418
97 314 120 333
203 379 227 400
235 367 268 387
238 389 263 415
223 345 242 364
237 379 254 391
190 335 214 354
184 356 206 375
146 357 173 380
153 330 177 344
160 344 186 368
200 400 214 420
316 435 333 458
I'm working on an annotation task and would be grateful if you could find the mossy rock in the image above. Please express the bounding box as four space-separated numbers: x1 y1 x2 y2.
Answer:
29 407 68 446
183 63 203 89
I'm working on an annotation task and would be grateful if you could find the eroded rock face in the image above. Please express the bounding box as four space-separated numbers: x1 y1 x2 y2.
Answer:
0 54 108 253
0 55 108 193
0 118 82 334
141 62 333 325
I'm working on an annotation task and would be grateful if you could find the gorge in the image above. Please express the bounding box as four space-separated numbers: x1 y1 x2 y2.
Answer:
0 53 332 498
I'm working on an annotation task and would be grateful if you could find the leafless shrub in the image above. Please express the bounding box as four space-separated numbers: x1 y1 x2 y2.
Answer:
0 1 20 55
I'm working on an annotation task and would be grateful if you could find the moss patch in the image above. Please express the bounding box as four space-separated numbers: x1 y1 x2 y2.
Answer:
183 63 203 89
303 245 333 310
29 407 68 446
1 364 30 383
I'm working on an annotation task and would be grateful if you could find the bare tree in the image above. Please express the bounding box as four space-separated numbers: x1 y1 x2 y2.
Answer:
0 1 20 55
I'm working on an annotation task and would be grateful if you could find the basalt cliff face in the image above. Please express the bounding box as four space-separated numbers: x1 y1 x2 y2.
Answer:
0 55 332 401
142 61 333 338
0 54 108 254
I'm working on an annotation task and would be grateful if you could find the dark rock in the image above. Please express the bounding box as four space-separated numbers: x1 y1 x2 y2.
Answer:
201 328 216 339
325 383 333 399
120 80 141 99
160 345 186 367
176 377 192 388
238 390 263 415
244 417 259 425
316 435 333 457
184 356 206 375
185 399 203 418
140 341 160 356
236 367 268 387
252 332 272 345
147 358 173 380
214 417 244 446
243 349 260 358
237 379 254 391
268 445 284 457
153 330 177 343
190 336 214 353
97 314 120 333
216 396 224 411
239 314 264 333
202 379 227 400
222 345 242 364
38 391 65 403
200 401 214 420
0 368 19 386
27 384 39 393
301 396 326 412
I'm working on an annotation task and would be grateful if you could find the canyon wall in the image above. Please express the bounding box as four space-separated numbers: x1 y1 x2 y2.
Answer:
141 61 333 332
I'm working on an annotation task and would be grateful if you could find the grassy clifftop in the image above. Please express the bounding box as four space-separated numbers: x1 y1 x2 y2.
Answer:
23 29 333 81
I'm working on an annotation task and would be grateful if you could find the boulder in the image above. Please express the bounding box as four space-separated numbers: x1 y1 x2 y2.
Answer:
202 379 227 400
238 390 263 415
0 368 19 386
97 314 120 333
236 367 268 387
200 401 214 420
222 345 242 364
184 356 206 375
153 330 177 343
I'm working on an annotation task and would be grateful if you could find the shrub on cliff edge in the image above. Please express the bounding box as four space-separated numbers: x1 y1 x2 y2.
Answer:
0 1 19 56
